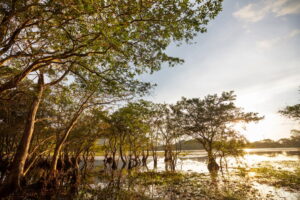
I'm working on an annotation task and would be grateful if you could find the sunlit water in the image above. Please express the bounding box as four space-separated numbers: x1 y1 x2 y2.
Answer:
95 148 300 173
174 148 300 173
94 148 300 200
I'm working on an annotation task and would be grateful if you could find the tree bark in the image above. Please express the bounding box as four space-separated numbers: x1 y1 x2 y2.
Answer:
49 114 81 176
49 92 94 176
0 74 44 197
119 145 126 165
0 61 42 93
207 151 219 174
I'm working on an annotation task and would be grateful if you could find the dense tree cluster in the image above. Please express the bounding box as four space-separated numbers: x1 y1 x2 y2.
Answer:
100 92 262 175
2 1 298 199
175 91 262 173
0 0 223 197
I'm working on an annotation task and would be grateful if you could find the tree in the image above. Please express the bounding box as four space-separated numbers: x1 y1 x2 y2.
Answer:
0 80 35 182
0 0 224 196
279 91 300 144
176 91 263 174
103 100 152 169
147 103 183 171
279 104 300 122
0 0 222 93
1 73 45 195
0 68 150 196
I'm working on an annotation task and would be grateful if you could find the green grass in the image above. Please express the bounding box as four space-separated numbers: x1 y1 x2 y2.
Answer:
250 165 300 189
130 171 185 186
127 171 259 200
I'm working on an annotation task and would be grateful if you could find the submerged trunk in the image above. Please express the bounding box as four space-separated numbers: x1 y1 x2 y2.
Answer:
153 157 158 169
207 151 219 174
128 154 132 170
170 153 176 171
152 150 158 169
142 150 149 166
119 145 126 165
49 92 93 176
164 146 174 171
111 151 117 170
0 74 44 197
50 117 80 176
119 146 127 169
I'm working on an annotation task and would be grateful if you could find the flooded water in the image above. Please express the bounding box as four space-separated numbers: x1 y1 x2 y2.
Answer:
174 148 300 173
93 148 300 200
95 148 300 173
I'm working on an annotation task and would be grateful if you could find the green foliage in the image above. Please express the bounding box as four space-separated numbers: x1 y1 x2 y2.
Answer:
248 136 300 148
111 101 153 136
78 187 153 200
131 171 184 186
279 102 300 136
0 0 223 93
279 104 300 122
172 139 204 150
175 91 263 157
100 100 154 157
250 165 300 190
128 172 259 200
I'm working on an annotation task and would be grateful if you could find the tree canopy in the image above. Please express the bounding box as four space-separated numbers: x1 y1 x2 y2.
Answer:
279 91 300 135
0 0 222 93
175 91 263 172
279 104 300 122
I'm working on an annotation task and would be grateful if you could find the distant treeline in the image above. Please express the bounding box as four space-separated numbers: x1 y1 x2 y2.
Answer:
247 136 300 148
168 135 300 150
157 139 204 151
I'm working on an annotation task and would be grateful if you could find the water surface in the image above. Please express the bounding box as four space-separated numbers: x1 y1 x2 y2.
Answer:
93 148 300 200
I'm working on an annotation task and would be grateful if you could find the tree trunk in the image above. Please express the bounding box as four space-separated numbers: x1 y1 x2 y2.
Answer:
128 154 132 170
49 92 93 176
111 151 117 170
50 116 80 176
0 61 41 94
24 149 48 176
207 151 219 174
152 150 157 169
153 156 157 169
142 150 149 166
119 143 126 165
0 74 44 197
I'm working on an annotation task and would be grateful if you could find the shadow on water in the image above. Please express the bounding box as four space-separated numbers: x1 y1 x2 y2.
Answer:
77 168 225 200
3 148 300 200
76 148 300 200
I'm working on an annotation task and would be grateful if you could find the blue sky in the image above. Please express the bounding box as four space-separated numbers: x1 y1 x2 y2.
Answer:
141 0 300 141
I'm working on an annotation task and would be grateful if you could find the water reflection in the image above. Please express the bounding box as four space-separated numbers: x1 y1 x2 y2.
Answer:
93 148 300 173
122 148 299 173
252 182 300 200
89 148 300 200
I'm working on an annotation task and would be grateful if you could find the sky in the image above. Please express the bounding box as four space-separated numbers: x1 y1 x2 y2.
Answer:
141 0 300 142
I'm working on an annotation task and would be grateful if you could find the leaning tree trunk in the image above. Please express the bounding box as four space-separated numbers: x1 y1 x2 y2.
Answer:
119 145 127 169
49 92 93 176
50 114 81 176
0 74 44 197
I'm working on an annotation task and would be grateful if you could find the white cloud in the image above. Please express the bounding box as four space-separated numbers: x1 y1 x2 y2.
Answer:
233 4 268 22
288 29 300 38
233 0 300 23
275 0 300 16
257 38 279 49
257 29 300 49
